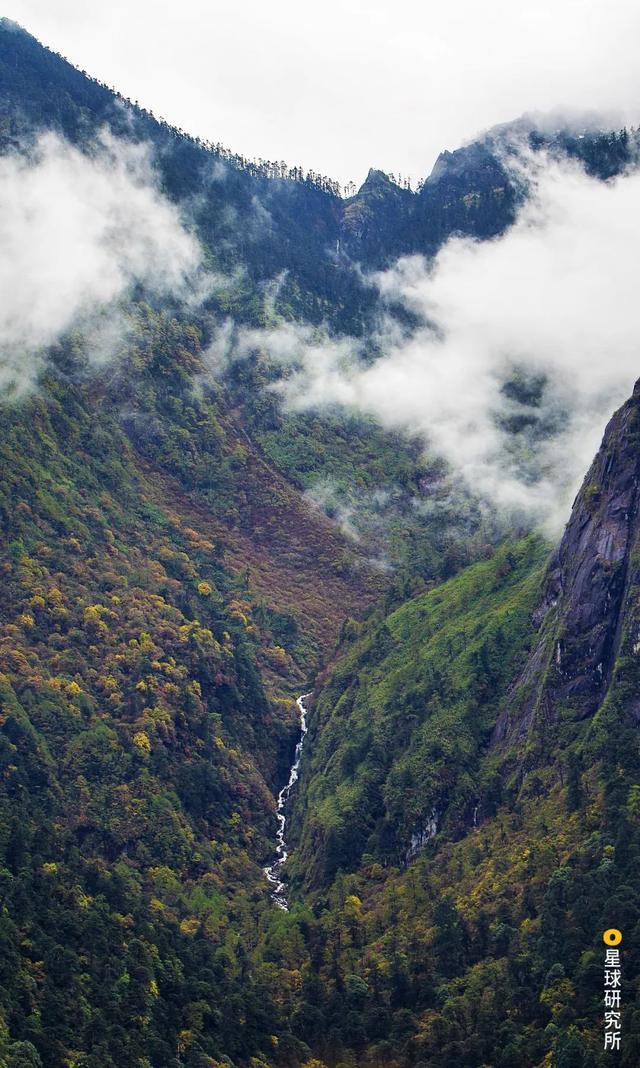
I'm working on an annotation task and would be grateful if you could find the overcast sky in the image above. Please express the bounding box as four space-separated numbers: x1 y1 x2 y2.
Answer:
8 0 640 186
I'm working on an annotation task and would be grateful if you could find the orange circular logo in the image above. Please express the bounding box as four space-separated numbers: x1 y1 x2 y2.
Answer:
603 929 622 946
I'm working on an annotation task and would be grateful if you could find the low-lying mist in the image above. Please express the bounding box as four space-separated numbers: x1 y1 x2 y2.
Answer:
4 127 640 537
0 131 205 395
212 150 640 534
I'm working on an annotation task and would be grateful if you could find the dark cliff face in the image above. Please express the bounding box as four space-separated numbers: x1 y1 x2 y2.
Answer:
494 380 640 750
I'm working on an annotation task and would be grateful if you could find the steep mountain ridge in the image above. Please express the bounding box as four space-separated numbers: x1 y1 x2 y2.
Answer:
276 384 640 1068
293 384 640 884
495 380 640 755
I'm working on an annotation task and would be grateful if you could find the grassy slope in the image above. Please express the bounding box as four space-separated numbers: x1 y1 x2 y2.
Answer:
290 536 549 887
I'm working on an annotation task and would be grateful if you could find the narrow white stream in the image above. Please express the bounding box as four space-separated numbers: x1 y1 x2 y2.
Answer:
264 692 311 910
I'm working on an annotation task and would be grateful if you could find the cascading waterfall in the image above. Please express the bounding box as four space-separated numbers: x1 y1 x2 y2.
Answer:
264 692 311 910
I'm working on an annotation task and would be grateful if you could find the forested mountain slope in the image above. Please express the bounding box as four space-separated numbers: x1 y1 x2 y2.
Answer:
0 16 639 1068
0 309 385 1067
0 17 507 587
283 384 640 1068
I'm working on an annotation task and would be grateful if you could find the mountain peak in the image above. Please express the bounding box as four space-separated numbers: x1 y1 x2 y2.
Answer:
360 166 395 188
352 167 412 198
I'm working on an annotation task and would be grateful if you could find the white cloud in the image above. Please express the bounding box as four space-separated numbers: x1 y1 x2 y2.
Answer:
0 131 204 394
227 152 640 533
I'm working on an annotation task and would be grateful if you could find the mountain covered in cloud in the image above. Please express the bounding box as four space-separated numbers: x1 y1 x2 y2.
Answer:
1 17 640 1068
3 17 639 533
